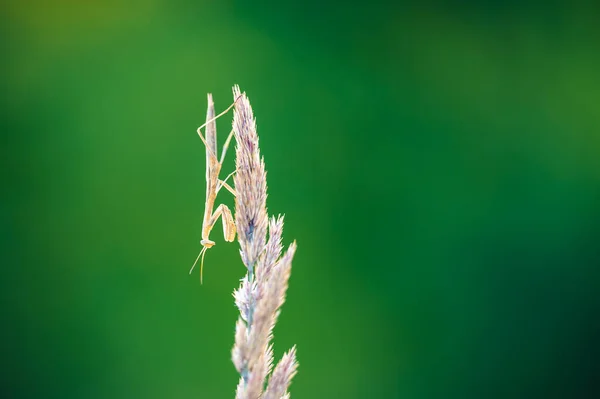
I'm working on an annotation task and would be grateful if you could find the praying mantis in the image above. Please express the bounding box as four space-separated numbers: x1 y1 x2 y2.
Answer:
189 94 239 283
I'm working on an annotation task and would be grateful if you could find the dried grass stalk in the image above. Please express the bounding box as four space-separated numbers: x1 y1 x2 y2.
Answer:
230 85 298 399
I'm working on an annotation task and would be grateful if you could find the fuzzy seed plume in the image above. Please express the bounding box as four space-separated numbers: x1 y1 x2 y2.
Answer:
263 347 298 399
257 216 285 283
232 85 268 273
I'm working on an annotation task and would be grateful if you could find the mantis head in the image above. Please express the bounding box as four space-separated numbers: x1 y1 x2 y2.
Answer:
200 239 215 248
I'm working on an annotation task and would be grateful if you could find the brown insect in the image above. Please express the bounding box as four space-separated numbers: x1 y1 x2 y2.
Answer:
189 94 238 283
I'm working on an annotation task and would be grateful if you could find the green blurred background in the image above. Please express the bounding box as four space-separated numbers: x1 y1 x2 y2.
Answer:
2 1 599 398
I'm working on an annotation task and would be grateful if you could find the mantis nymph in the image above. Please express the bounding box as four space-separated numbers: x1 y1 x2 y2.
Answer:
189 94 239 283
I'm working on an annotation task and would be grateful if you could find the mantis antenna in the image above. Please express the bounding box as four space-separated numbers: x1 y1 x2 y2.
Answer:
189 246 209 284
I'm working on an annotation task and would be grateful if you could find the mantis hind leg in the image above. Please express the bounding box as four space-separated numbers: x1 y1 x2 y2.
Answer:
218 180 236 196
217 168 237 196
219 128 235 165
215 129 237 196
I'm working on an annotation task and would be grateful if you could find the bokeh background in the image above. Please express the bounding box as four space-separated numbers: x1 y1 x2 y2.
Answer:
2 1 599 398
